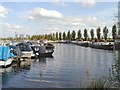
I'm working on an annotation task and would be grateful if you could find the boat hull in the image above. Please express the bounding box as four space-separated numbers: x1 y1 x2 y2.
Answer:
76 42 89 47
0 58 13 68
90 44 114 50
21 51 36 59
39 50 54 57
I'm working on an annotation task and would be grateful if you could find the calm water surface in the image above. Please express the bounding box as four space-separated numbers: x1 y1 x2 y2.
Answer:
2 43 119 88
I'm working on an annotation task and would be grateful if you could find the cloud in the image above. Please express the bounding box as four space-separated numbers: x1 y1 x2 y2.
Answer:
23 7 114 33
51 0 96 7
54 16 112 29
0 5 10 17
1 4 115 38
74 0 96 7
2 23 22 32
25 8 63 20
93 7 117 17
1 22 34 37
1 0 119 2
1 16 114 37
0 23 22 37
51 0 66 6
81 0 96 7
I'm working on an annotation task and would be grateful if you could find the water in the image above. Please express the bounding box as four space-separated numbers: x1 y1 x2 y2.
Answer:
1 43 119 88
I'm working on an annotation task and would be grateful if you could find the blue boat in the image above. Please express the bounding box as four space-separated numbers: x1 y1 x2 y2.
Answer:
0 45 14 67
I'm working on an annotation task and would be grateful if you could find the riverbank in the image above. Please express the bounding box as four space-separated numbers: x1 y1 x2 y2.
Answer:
51 40 115 50
0 40 119 50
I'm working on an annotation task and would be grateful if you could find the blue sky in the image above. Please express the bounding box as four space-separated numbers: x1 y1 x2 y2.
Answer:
0 1 118 38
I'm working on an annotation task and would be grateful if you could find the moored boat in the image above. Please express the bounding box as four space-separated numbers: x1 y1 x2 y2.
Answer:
44 43 54 50
0 45 14 67
31 45 54 57
16 43 36 59
90 42 114 50
27 40 54 57
76 41 89 47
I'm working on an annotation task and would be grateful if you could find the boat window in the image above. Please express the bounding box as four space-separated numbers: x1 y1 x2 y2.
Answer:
17 44 32 51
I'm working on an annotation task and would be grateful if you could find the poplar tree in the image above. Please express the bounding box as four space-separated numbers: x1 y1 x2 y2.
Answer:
97 27 101 40
84 29 88 41
103 26 108 40
90 29 94 40
71 30 76 41
63 32 66 40
112 25 117 40
77 30 82 40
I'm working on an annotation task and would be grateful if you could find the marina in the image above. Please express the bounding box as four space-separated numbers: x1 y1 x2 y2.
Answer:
0 1 120 89
0 39 120 89
1 43 120 88
0 40 55 67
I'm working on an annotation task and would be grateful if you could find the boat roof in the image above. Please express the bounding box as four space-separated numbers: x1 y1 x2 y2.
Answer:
0 45 14 61
16 42 32 51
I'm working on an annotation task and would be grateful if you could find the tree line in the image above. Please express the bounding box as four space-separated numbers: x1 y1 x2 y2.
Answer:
1 24 118 42
30 25 117 42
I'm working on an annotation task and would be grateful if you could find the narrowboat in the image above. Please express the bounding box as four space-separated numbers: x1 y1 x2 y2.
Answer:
90 42 114 50
76 41 89 47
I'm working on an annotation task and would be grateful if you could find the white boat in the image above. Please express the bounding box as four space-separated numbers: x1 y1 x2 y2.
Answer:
0 58 13 67
0 45 14 67
16 42 36 58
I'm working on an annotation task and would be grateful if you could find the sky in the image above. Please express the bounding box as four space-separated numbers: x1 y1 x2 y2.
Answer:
0 0 119 38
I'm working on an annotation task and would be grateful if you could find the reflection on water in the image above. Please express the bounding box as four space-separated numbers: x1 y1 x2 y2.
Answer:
1 43 120 88
2 60 31 86
2 56 54 88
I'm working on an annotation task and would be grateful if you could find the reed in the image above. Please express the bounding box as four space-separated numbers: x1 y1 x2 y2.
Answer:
80 78 112 88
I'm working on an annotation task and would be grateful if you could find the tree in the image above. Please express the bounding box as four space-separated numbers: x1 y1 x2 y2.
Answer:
84 29 88 41
56 32 58 40
97 27 101 40
77 30 82 40
46 34 51 40
112 25 117 40
50 33 53 40
52 33 55 41
59 32 62 40
63 32 66 40
103 26 108 40
90 29 94 40
67 31 71 41
45 34 47 39
71 30 76 41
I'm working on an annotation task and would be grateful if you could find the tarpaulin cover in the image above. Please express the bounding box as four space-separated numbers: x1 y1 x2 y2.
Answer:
0 45 14 61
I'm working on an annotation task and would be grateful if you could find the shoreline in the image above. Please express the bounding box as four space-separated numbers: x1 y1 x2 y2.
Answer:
51 40 116 50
